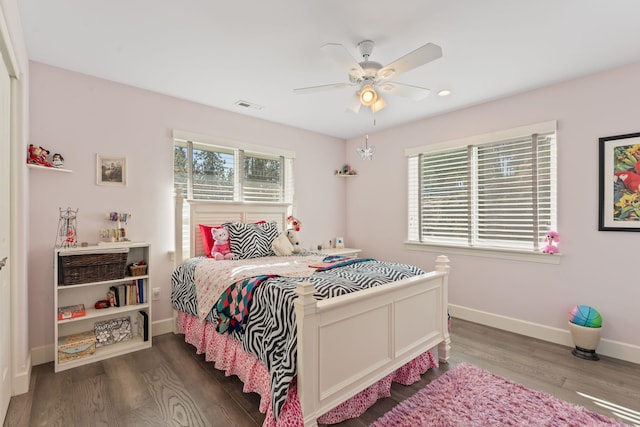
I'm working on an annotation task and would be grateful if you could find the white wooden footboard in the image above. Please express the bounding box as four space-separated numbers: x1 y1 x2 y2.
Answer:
295 255 450 427
173 192 451 424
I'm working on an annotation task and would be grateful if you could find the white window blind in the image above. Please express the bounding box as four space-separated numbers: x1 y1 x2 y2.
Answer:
408 122 556 252
173 134 295 204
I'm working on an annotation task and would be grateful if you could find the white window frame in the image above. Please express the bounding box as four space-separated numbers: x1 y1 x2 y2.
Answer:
173 129 295 204
405 121 560 264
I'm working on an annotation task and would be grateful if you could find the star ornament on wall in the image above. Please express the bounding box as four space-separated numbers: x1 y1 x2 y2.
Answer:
356 135 375 160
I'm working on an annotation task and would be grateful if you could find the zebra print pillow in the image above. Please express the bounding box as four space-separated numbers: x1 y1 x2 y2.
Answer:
226 221 279 259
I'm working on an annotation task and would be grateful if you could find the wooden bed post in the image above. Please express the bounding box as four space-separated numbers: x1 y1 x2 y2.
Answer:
174 189 184 265
172 189 184 334
436 255 451 362
294 281 320 427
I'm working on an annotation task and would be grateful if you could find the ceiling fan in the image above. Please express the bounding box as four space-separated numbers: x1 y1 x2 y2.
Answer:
293 40 442 113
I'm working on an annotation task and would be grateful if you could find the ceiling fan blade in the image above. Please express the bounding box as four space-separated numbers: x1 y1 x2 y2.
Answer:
321 43 364 78
293 82 354 94
346 93 362 113
378 43 442 80
378 82 430 101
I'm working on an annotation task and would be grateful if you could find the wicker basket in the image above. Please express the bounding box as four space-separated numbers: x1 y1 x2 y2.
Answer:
59 250 128 285
128 264 147 276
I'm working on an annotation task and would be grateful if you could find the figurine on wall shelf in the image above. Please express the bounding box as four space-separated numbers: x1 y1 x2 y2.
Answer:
27 144 53 167
51 153 64 168
335 163 357 176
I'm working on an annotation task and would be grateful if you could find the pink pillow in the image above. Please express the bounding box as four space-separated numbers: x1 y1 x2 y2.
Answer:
199 221 267 258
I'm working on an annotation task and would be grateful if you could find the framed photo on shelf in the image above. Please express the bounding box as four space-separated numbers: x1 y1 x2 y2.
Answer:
97 154 127 186
336 237 345 249
599 132 640 231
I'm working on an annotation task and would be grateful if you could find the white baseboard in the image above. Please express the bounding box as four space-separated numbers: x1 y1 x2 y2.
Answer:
31 344 53 367
31 317 176 366
11 353 31 396
449 304 640 365
152 317 174 336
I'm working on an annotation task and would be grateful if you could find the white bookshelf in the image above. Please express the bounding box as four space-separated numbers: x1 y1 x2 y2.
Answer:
54 242 151 372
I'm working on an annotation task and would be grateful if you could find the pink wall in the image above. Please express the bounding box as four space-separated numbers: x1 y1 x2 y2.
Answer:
27 62 345 349
345 61 640 349
28 58 640 356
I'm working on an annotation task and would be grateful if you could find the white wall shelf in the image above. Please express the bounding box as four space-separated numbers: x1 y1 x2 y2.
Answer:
27 163 72 173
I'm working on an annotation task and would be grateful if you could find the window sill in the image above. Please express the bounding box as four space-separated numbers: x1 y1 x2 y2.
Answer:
404 241 561 264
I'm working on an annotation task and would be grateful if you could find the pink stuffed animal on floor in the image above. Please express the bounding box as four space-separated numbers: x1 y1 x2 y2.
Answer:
541 231 559 254
211 227 234 260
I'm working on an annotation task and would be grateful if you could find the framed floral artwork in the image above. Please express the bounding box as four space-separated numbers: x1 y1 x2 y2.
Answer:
97 154 127 186
599 132 640 231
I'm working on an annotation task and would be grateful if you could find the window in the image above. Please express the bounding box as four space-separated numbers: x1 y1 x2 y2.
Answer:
173 131 294 204
407 121 556 253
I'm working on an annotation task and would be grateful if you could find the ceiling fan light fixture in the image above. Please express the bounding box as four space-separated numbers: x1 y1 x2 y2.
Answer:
359 85 378 106
371 97 386 113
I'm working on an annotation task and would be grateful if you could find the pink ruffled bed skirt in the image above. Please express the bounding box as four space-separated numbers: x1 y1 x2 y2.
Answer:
177 311 438 426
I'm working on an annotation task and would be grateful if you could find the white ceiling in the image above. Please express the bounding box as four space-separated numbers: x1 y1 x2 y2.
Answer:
17 1 640 140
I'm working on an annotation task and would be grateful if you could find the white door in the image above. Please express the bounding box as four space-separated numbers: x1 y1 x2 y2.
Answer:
0 48 12 422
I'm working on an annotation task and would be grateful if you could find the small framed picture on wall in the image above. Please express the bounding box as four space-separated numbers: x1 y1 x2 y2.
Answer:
97 154 127 186
336 237 344 249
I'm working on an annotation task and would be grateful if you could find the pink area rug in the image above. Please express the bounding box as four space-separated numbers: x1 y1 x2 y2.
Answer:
371 363 628 427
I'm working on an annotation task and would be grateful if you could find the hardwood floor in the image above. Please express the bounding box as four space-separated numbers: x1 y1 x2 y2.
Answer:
5 318 639 426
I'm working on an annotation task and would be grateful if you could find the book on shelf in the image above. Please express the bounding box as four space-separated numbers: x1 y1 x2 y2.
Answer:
117 284 126 306
137 278 144 303
126 282 134 305
57 303 86 320
109 285 120 307
137 310 149 341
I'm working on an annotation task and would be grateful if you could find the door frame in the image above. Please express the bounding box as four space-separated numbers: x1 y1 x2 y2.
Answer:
0 3 27 414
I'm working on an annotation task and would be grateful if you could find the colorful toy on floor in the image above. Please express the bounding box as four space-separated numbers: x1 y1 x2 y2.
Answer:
569 305 602 328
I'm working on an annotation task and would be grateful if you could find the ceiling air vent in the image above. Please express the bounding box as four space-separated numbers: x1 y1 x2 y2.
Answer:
235 100 264 110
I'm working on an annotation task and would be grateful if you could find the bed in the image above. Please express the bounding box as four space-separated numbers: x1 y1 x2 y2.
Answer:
171 192 451 426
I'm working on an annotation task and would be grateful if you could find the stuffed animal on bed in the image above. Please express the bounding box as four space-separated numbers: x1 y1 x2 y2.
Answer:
272 229 304 256
286 229 303 254
211 227 234 260
272 231 295 256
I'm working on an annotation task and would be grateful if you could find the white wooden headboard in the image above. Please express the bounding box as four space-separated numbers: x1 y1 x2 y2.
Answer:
174 190 290 261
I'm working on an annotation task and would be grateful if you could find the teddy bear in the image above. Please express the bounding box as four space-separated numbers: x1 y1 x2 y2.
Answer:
541 231 559 254
211 227 234 260
272 231 294 256
286 229 303 254
272 228 305 256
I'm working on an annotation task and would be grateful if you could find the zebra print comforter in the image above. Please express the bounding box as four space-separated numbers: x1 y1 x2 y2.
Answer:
171 255 426 420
